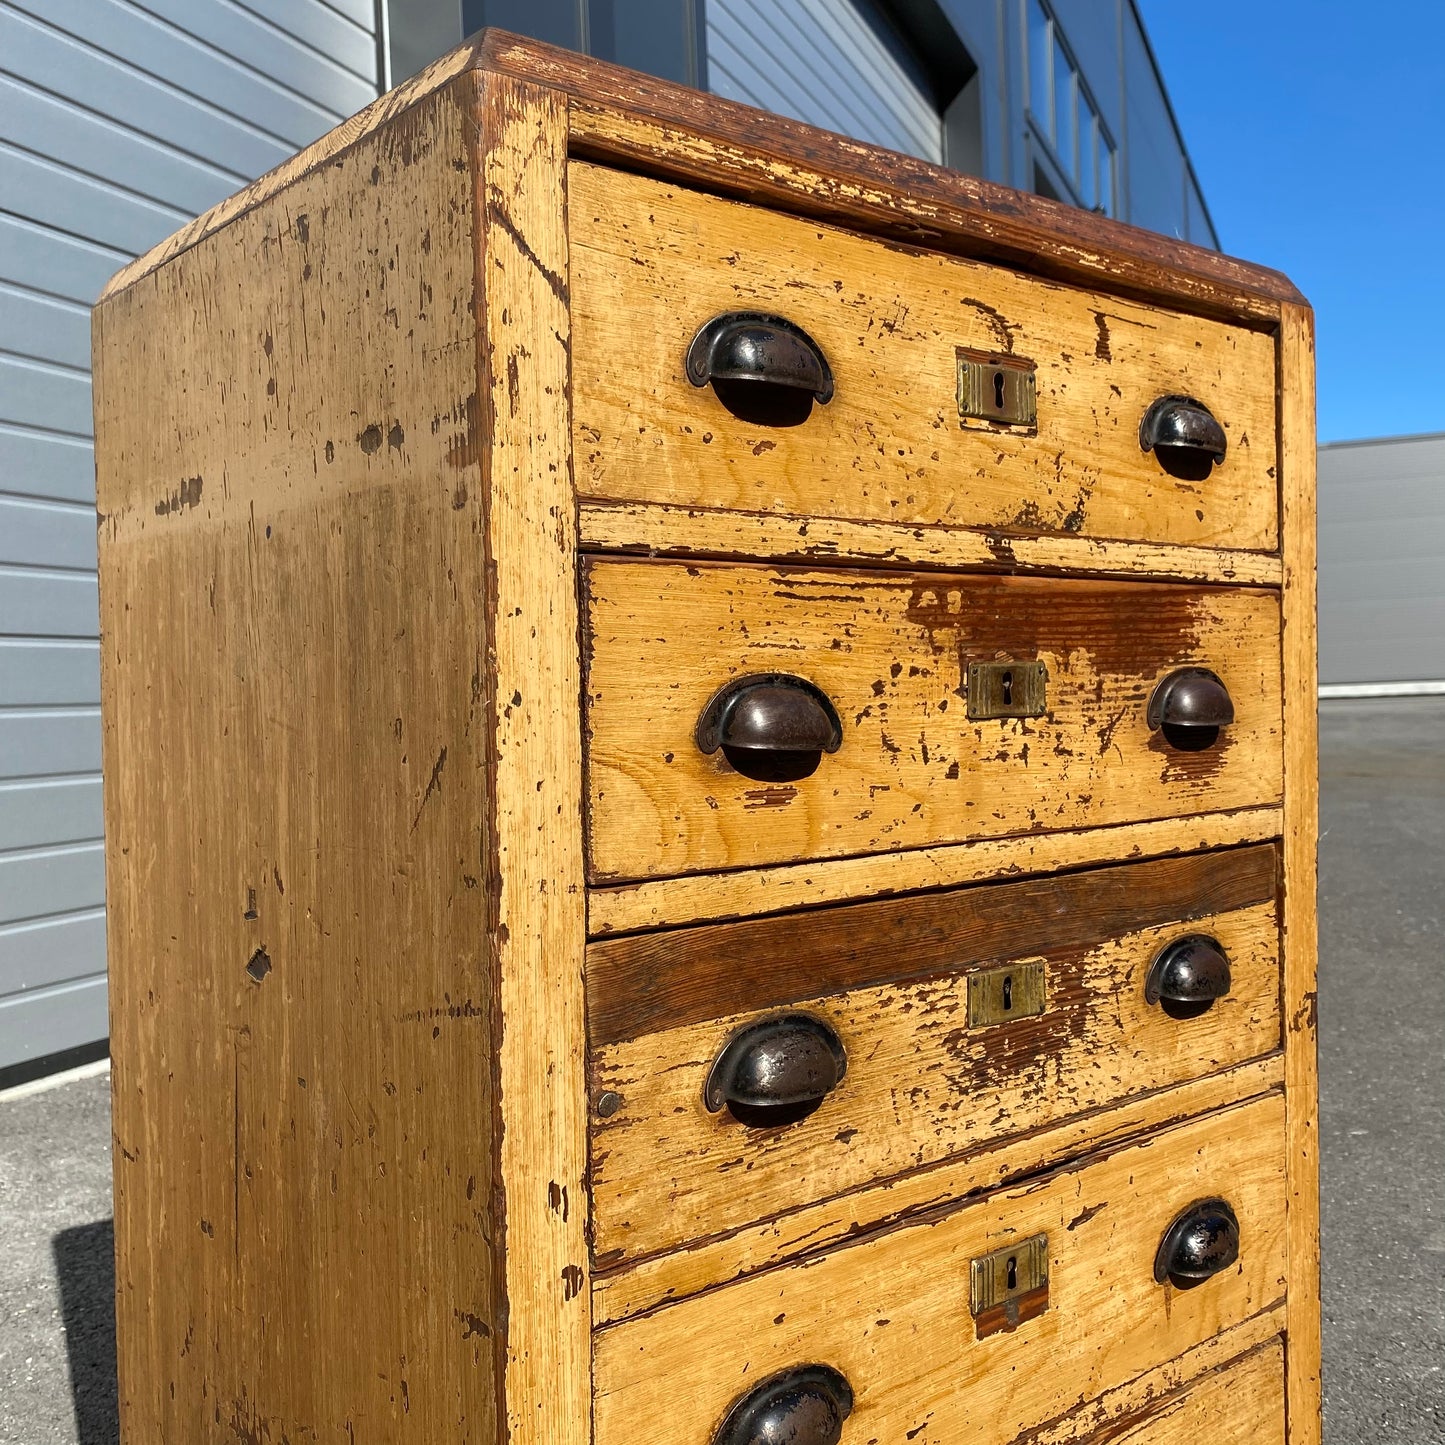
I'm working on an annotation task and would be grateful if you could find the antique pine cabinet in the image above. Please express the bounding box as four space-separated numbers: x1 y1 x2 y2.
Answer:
93 30 1320 1445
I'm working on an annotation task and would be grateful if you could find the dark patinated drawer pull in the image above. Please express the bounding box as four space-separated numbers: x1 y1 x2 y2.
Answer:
1154 1198 1241 1284
686 311 835 405
712 1364 854 1445
1146 934 1232 1014
705 1014 847 1119
1140 394 1227 468
1148 667 1234 751
696 673 843 758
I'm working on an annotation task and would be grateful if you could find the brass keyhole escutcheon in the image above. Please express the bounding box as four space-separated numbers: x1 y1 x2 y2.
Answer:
968 960 1045 1027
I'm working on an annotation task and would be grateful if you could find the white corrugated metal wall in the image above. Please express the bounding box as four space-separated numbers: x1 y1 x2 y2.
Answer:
1318 434 1445 689
706 0 943 163
0 0 378 1073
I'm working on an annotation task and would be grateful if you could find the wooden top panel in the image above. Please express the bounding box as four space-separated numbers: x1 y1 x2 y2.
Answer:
102 31 1303 328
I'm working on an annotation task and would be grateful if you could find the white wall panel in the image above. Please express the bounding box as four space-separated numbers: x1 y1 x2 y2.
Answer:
1319 434 1445 686
0 642 100 707
0 0 378 1073
0 711 104 776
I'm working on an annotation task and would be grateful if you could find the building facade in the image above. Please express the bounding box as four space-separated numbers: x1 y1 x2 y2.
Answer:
1318 433 1445 693
0 0 1215 1078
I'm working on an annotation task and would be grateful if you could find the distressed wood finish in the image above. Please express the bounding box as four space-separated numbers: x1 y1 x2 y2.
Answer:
1279 302 1322 1445
1077 1340 1284 1445
587 805 1285 936
572 165 1279 550
472 73 592 1445
95 69 588 1443
593 1095 1289 1445
585 560 1283 881
591 1059 1283 1324
96 31 1318 1444
578 500 1286 586
587 843 1277 1044
591 898 1280 1262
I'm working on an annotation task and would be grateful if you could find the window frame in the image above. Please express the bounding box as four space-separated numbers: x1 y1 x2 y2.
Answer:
1021 0 1117 217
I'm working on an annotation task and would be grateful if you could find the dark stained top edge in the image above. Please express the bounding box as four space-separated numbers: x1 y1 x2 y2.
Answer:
475 29 1305 322
100 29 1304 323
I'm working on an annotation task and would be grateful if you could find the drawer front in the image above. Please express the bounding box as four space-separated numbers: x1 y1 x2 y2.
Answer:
1101 1342 1284 1445
592 1095 1288 1445
588 845 1280 1263
584 561 1283 882
571 164 1278 552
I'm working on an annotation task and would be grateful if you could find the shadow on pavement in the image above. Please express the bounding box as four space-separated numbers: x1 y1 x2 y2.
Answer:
52 1219 119 1445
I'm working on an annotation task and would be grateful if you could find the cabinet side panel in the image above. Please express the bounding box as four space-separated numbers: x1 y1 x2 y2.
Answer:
1279 302 1321 1444
94 83 502 1441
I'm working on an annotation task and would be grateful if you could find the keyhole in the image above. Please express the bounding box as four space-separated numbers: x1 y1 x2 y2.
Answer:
1001 669 1013 705
1002 974 1013 1011
1006 1256 1018 1290
993 370 1006 410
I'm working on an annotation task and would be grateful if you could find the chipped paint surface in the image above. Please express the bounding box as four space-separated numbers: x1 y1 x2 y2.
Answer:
591 1097 1289 1445
588 899 1281 1263
584 560 1284 881
570 164 1279 551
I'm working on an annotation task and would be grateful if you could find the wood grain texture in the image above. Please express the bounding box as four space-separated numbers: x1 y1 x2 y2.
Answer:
587 843 1277 1045
592 1095 1289 1445
1279 302 1321 1445
471 72 592 1445
578 500 1286 586
591 1059 1283 1324
1059 1338 1284 1445
572 165 1278 550
587 807 1285 936
591 899 1280 1263
96 70 590 1444
96 83 505 1442
584 560 1284 881
103 32 1302 326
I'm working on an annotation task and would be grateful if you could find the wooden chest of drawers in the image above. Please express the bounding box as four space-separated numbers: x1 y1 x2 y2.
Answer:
94 31 1319 1445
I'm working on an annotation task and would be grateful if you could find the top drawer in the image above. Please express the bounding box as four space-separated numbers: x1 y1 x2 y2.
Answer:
571 163 1279 552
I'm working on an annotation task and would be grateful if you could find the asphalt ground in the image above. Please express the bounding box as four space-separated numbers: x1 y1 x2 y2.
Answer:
2 697 1441 1444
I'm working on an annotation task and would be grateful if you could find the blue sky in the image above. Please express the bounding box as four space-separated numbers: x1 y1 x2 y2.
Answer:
1141 1 1445 442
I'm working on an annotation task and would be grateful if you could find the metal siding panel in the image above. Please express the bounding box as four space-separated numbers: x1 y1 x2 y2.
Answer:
0 498 98 571
9 0 340 149
0 910 106 995
0 11 292 180
0 710 103 776
1122 7 1183 238
127 0 375 115
0 777 103 850
0 145 187 256
0 285 93 374
229 0 377 81
0 975 109 1069
0 427 96 504
1318 437 1445 685
0 215 128 308
0 356 94 439
0 74 246 214
0 842 106 924
707 0 942 162
0 641 100 707
0 0 378 1069
0 569 99 637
